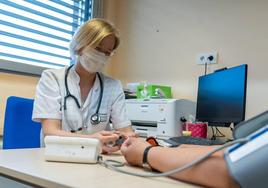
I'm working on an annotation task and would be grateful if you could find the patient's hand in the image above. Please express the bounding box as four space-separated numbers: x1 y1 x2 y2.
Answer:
120 137 150 166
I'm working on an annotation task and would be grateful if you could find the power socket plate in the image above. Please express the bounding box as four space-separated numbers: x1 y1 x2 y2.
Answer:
196 52 218 65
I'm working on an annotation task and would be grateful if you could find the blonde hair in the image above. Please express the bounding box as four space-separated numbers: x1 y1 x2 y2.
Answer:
70 18 120 59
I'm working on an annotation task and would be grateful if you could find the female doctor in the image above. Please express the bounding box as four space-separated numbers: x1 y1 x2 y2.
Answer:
32 18 136 153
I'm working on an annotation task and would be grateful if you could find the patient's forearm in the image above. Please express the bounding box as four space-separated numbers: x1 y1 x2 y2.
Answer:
147 146 239 188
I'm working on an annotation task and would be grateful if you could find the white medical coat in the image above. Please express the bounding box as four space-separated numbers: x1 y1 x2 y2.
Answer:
32 66 131 145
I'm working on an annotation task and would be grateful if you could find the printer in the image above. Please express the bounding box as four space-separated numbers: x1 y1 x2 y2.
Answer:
125 99 196 139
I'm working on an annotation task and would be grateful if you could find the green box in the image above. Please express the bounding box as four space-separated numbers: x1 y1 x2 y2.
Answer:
136 84 172 99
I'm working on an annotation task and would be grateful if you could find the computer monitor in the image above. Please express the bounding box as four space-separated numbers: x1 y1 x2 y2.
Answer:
196 64 247 127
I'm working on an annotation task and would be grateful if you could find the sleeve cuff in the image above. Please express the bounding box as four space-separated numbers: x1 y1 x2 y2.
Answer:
32 113 61 122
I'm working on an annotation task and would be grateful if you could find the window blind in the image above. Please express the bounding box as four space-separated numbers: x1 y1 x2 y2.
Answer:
0 0 92 75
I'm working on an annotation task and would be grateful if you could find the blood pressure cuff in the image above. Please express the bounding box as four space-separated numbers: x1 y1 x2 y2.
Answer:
224 125 268 188
233 110 268 139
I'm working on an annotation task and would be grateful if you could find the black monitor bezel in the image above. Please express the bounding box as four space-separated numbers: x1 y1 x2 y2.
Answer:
195 64 248 127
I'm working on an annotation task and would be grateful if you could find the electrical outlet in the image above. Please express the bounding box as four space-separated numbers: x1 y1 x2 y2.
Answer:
196 52 218 65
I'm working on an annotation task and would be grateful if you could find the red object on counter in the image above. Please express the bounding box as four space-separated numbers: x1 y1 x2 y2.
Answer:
183 122 208 138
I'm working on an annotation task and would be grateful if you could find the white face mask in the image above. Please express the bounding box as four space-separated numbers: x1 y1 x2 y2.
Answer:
79 48 110 73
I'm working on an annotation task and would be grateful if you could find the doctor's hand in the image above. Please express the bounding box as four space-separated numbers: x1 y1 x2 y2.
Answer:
117 126 139 138
91 131 120 154
120 131 139 139
120 137 151 166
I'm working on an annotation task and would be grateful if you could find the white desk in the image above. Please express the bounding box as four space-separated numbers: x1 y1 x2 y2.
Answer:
0 148 200 188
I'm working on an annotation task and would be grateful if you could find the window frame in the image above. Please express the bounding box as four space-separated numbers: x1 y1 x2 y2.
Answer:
0 0 100 77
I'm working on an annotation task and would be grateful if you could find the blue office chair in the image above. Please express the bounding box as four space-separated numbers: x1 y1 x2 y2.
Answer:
3 96 41 149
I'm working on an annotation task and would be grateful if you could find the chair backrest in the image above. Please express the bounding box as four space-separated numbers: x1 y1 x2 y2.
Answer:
3 96 41 149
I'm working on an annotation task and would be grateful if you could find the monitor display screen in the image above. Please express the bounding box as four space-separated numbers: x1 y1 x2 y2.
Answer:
196 64 247 126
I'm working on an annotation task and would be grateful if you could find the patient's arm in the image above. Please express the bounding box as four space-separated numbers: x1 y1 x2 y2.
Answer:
121 138 239 188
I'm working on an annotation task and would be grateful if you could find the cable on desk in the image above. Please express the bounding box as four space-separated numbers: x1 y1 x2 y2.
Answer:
215 127 225 137
98 157 125 168
211 126 216 140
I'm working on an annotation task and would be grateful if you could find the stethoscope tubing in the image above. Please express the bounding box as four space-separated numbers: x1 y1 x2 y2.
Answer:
63 64 104 131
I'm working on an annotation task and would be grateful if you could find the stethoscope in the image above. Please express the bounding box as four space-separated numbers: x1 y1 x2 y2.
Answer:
63 64 104 133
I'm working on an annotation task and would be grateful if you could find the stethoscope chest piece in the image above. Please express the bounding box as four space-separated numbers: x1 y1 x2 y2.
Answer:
90 114 101 125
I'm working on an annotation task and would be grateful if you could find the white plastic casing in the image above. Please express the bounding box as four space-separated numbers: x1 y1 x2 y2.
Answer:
44 136 101 163
125 99 196 139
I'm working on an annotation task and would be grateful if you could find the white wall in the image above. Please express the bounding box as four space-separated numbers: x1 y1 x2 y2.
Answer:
104 0 268 137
